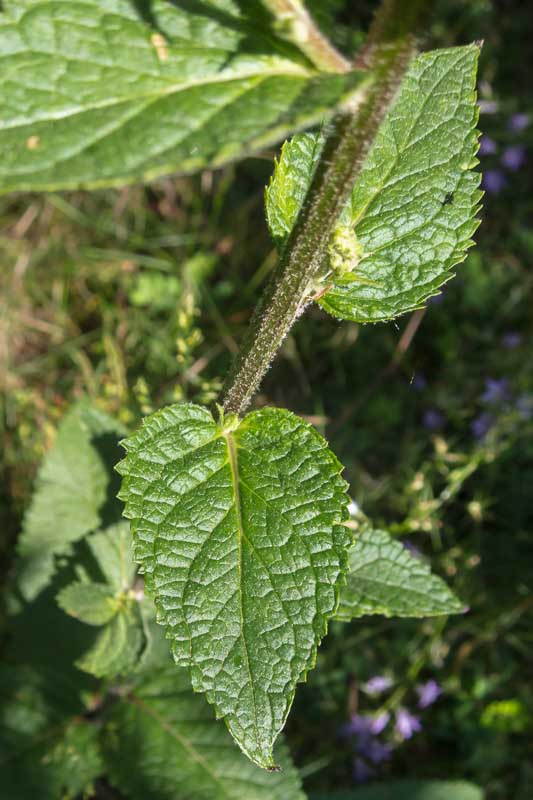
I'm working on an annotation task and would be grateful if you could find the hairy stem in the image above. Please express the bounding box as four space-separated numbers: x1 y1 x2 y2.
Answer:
221 0 428 417
262 0 350 73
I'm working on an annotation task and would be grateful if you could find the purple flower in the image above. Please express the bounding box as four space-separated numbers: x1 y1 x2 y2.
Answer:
481 378 510 405
502 331 521 349
516 395 533 421
478 135 497 156
402 540 423 559
416 680 442 709
339 715 369 738
344 713 393 784
412 373 427 391
365 676 393 696
482 169 507 194
471 412 494 440
478 100 498 115
369 712 391 735
341 712 390 738
359 738 394 764
395 708 422 740
423 409 445 431
508 113 530 132
501 145 526 172
353 758 375 783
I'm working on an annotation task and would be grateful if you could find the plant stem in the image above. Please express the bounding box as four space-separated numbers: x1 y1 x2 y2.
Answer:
262 0 351 73
221 0 428 417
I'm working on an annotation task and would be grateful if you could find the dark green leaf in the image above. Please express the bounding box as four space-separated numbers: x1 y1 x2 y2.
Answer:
0 665 103 800
104 667 305 800
310 779 483 800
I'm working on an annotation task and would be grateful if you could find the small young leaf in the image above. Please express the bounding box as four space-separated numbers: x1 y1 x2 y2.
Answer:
76 605 146 678
266 132 325 249
266 46 482 321
104 667 305 800
56 524 147 678
118 403 350 768
57 582 118 626
0 0 363 193
88 522 138 593
336 529 463 620
16 401 125 601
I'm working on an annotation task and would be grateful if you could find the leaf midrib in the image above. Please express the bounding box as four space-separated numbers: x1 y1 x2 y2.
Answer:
223 429 262 762
128 692 234 800
349 51 471 231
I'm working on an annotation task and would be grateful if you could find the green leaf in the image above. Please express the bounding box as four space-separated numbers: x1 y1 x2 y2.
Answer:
0 0 364 193
310 780 483 800
0 665 103 800
88 521 138 593
7 581 99 705
57 581 117 626
312 780 483 800
336 529 463 620
266 46 482 321
56 523 147 678
118 403 350 768
76 604 146 678
16 401 125 601
104 667 305 800
266 131 325 249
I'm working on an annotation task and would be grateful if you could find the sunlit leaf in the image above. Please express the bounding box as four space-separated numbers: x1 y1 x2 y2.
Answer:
118 403 350 767
0 0 363 192
266 46 482 321
336 529 463 620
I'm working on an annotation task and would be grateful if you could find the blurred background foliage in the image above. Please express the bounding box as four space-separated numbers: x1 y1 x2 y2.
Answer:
0 0 532 798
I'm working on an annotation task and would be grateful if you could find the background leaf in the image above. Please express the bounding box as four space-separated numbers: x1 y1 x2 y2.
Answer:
87 521 138 593
0 0 363 193
75 604 146 678
266 46 482 322
15 401 125 601
310 780 484 800
56 523 148 678
118 403 350 768
103 667 306 800
57 581 117 626
335 529 463 620
0 665 103 800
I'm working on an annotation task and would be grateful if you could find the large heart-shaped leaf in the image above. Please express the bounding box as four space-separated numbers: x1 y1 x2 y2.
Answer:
0 0 363 193
117 403 350 768
265 45 482 321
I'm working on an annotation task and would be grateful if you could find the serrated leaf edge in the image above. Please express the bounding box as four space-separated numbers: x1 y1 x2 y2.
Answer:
117 403 351 768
